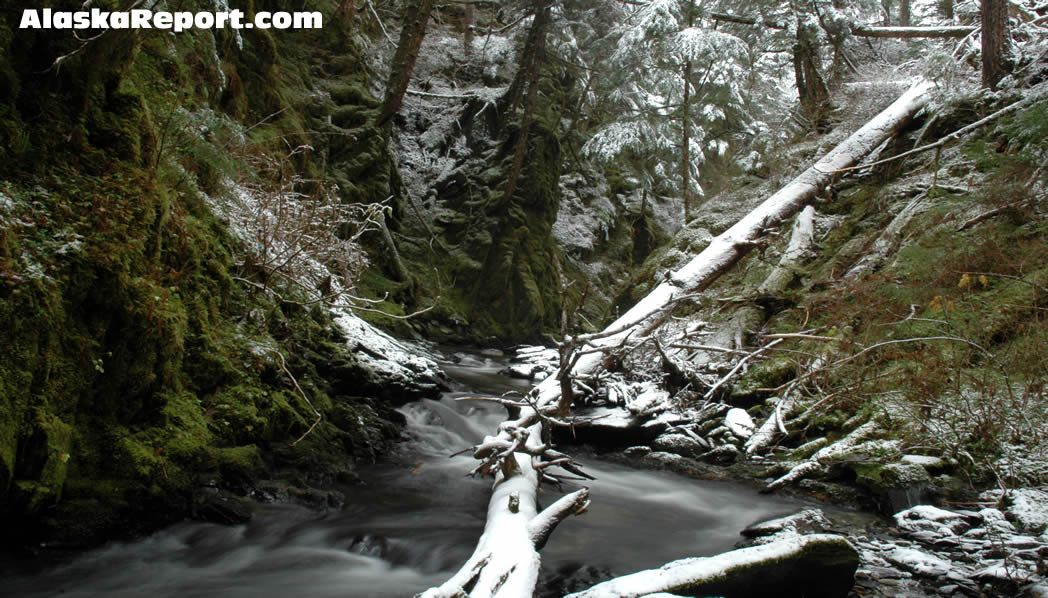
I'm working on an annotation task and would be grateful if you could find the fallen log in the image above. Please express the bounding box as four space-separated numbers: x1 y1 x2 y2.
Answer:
419 79 934 598
564 534 859 598
851 25 977 38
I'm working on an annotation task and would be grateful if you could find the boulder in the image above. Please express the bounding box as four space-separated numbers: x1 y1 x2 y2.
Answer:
741 508 833 544
652 433 706 459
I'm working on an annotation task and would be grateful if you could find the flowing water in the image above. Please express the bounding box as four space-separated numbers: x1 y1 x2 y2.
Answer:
3 352 815 597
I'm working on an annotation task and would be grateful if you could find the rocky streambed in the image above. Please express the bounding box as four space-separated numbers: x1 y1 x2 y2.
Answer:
503 345 1048 597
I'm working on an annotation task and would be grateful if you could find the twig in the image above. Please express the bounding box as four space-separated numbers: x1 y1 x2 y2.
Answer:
271 351 323 446
407 89 482 100
703 338 784 400
366 1 395 45
955 196 1040 232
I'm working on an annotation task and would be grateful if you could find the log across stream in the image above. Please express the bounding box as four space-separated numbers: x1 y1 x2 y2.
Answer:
2 351 828 597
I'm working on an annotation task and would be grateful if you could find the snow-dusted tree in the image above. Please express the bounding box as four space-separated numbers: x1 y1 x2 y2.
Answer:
379 0 437 128
981 0 1010 89
583 0 749 221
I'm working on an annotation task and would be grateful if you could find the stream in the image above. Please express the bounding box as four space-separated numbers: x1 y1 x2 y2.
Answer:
3 351 817 597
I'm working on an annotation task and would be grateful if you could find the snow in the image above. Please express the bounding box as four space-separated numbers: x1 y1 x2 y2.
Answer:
724 408 755 439
982 488 1048 534
884 547 952 577
901 454 945 468
563 534 855 598
628 387 670 416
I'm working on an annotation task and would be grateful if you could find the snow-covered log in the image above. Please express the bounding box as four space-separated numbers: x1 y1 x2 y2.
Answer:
565 534 859 598
533 79 934 414
851 25 977 38
758 205 817 296
422 80 933 598
765 419 899 491
845 194 929 279
418 452 590 598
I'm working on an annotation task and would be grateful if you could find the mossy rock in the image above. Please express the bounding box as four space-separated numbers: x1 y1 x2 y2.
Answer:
853 462 935 515
731 357 799 406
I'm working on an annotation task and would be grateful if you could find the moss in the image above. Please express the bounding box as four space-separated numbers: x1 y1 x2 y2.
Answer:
731 357 799 405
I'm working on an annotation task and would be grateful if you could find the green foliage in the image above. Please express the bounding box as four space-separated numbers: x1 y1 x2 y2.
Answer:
0 1 410 547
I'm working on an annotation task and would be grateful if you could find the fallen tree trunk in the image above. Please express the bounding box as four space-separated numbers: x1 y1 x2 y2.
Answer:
543 79 933 399
851 25 977 38
564 534 859 598
419 79 933 598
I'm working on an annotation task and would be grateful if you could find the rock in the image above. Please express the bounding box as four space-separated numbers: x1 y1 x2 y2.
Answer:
623 445 652 458
855 462 935 514
699 444 740 464
1028 583 1048 598
895 505 969 536
628 388 670 416
724 408 756 439
740 508 833 544
900 454 948 472
652 433 705 458
535 564 615 598
349 534 390 558
979 508 1018 534
564 534 860 598
1006 489 1048 534
192 489 254 525
883 547 952 577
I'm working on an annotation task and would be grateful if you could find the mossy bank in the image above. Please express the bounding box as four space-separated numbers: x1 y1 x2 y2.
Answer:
0 1 419 549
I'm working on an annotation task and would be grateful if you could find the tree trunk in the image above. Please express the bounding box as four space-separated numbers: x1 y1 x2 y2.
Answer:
681 0 696 223
794 19 832 131
900 0 911 26
940 0 955 20
378 0 436 127
500 2 552 124
981 0 1010 89
851 25 976 37
682 59 693 223
463 3 474 58
501 1 551 204
565 534 859 598
421 79 934 598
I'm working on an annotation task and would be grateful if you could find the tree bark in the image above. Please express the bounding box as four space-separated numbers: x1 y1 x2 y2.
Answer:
940 0 955 20
681 0 696 223
421 79 934 598
981 0 1010 89
794 19 832 131
463 3 474 57
501 1 551 204
500 2 552 122
378 0 437 127
900 0 911 26
851 25 976 37
682 62 693 223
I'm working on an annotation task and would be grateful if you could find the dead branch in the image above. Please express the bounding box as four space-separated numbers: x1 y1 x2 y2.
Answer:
271 351 322 446
703 339 784 401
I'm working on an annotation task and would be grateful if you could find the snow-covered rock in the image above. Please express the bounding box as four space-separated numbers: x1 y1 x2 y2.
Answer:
333 312 447 402
1005 489 1048 534
894 505 970 535
724 408 755 439
741 508 833 545
883 547 952 577
900 454 946 470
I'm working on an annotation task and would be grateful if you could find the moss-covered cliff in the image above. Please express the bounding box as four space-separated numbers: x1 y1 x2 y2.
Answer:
0 0 414 548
